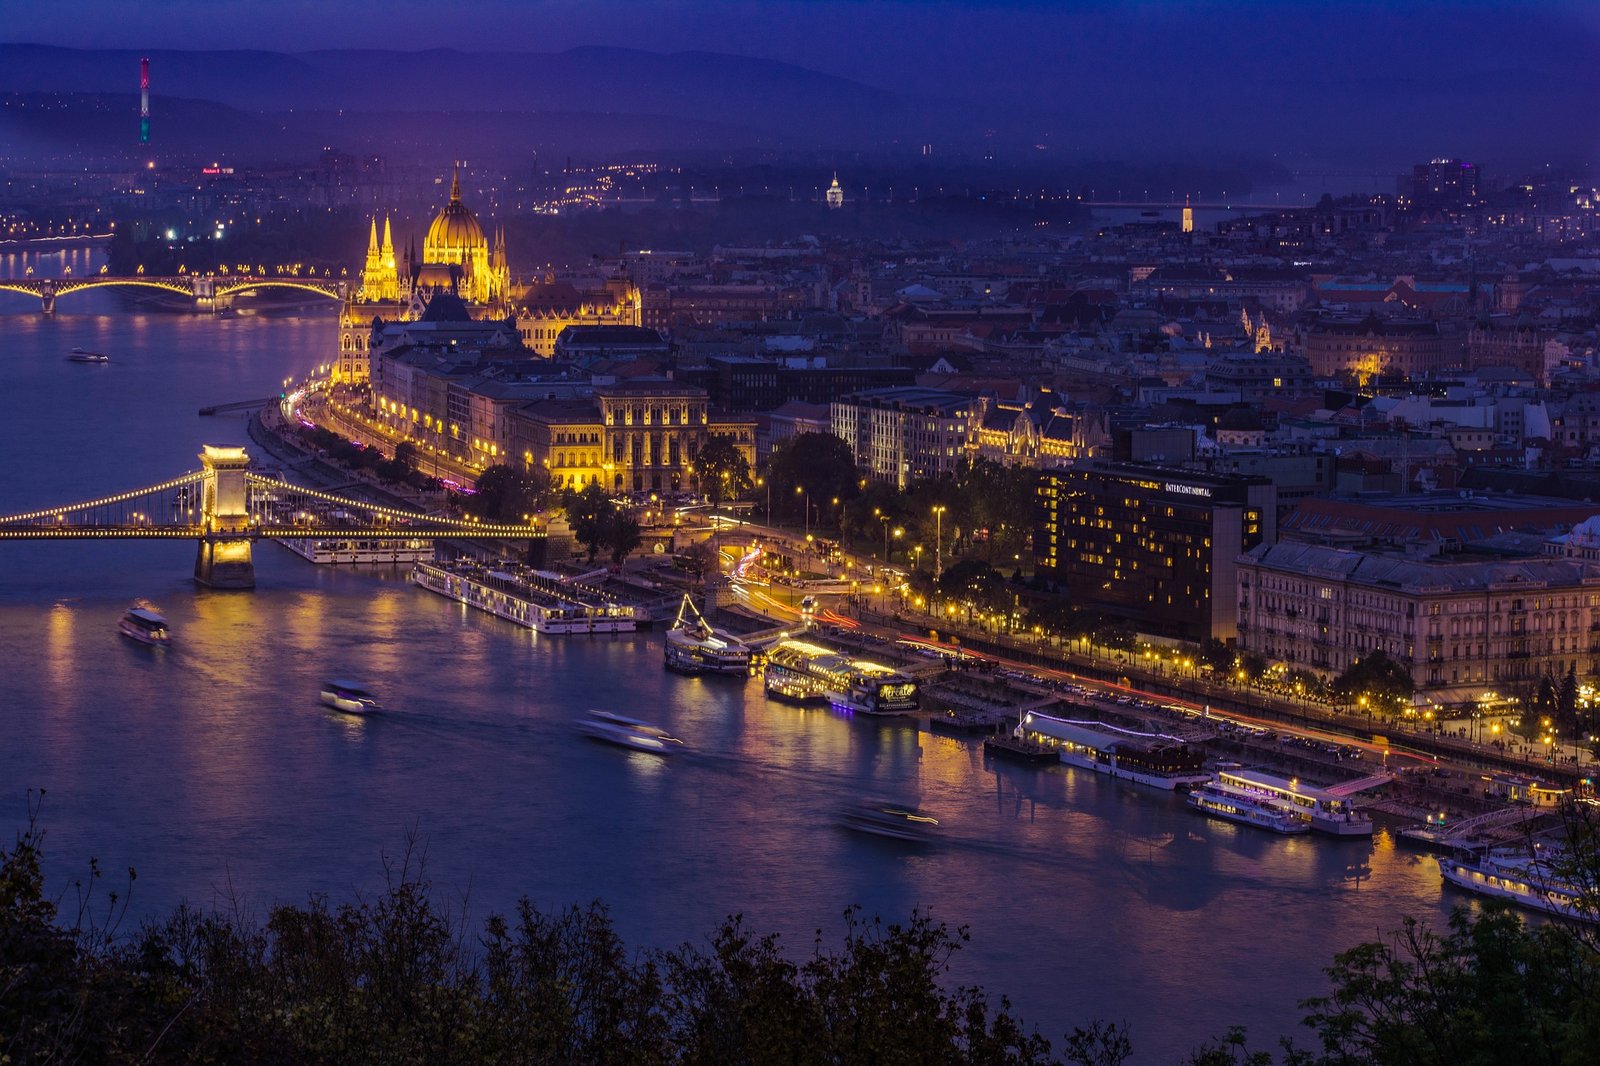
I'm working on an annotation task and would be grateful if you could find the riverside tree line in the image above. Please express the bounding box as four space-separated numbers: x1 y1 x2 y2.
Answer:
8 797 1600 1064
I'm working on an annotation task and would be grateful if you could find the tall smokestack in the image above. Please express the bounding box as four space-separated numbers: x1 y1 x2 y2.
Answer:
139 57 149 144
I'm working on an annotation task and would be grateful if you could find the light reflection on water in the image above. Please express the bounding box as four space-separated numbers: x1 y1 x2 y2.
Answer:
0 296 1454 1062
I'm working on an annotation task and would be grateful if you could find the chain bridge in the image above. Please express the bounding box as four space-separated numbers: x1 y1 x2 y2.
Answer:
0 275 348 314
0 446 543 589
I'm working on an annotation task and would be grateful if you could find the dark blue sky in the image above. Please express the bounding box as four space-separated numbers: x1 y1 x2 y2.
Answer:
7 1 1596 171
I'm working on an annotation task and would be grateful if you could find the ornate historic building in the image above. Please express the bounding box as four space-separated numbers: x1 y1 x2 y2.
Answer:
1302 314 1445 383
1236 541 1600 709
512 381 757 494
359 164 508 308
335 163 639 384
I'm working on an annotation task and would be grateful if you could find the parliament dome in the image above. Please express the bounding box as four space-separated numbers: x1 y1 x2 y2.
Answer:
425 167 486 255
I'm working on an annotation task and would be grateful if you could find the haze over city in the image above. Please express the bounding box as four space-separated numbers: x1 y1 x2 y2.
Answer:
4 0 1598 171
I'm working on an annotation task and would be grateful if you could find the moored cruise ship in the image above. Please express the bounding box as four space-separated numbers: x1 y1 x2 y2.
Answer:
664 595 752 675
1209 767 1373 837
1013 711 1210 791
277 536 435 565
1187 782 1309 834
412 559 646 634
763 639 918 715
1438 848 1597 922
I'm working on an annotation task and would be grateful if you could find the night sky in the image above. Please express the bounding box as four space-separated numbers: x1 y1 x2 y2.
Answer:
6 1 1596 170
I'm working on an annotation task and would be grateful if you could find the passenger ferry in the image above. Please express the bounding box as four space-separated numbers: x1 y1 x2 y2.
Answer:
1187 782 1310 834
1209 767 1373 837
1013 711 1210 791
412 559 644 634
277 537 435 565
664 594 752 675
578 710 684 754
320 680 381 715
763 639 918 715
117 602 172 647
67 347 110 363
1438 848 1597 922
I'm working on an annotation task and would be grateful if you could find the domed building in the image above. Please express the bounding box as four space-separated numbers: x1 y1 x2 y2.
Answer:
415 164 506 305
336 161 640 386
359 162 508 308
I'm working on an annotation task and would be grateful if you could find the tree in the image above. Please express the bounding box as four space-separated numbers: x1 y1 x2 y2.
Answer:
1 823 1069 1065
603 510 642 565
1296 906 1600 1066
393 440 420 474
1559 665 1580 739
564 483 615 563
676 538 719 577
1199 638 1235 676
1331 650 1414 717
763 433 860 523
472 464 550 524
696 435 752 508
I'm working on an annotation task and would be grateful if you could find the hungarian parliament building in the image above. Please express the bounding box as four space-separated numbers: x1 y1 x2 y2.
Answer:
333 165 641 383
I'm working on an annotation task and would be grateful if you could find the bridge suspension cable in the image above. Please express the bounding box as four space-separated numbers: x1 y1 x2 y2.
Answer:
243 475 540 535
0 470 207 524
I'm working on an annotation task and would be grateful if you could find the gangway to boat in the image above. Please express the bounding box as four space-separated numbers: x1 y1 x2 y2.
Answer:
1397 805 1544 851
1323 773 1393 797
737 623 801 648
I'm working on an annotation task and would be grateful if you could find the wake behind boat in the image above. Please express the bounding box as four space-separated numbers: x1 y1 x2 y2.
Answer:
838 800 941 843
664 594 752 675
320 680 381 715
117 602 172 646
578 710 684 754
67 347 110 363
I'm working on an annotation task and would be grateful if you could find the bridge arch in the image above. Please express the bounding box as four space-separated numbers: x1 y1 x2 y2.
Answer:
52 278 195 298
210 279 344 301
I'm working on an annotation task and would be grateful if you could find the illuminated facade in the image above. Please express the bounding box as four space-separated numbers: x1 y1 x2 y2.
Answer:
513 382 757 494
336 163 639 383
831 387 974 490
1033 463 1276 642
826 173 844 209
1303 315 1443 383
1237 542 1600 707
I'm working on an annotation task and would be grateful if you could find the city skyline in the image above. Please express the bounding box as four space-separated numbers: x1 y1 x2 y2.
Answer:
8 4 1600 1062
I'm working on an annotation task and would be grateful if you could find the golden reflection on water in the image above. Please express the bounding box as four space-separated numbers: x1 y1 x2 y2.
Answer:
45 601 77 692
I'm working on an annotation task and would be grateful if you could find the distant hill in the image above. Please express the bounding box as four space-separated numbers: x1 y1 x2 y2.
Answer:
0 43 923 151
0 90 767 163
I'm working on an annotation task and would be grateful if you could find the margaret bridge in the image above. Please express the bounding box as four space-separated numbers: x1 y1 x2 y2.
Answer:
0 446 543 589
0 275 349 314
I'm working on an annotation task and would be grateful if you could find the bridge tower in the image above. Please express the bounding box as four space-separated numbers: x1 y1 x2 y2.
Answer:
194 445 255 589
39 280 55 315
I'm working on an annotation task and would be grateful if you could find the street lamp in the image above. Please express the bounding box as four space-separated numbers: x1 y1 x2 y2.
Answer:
796 485 809 537
932 504 947 579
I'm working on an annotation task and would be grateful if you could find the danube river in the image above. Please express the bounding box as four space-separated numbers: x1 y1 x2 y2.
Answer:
0 264 1450 1062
